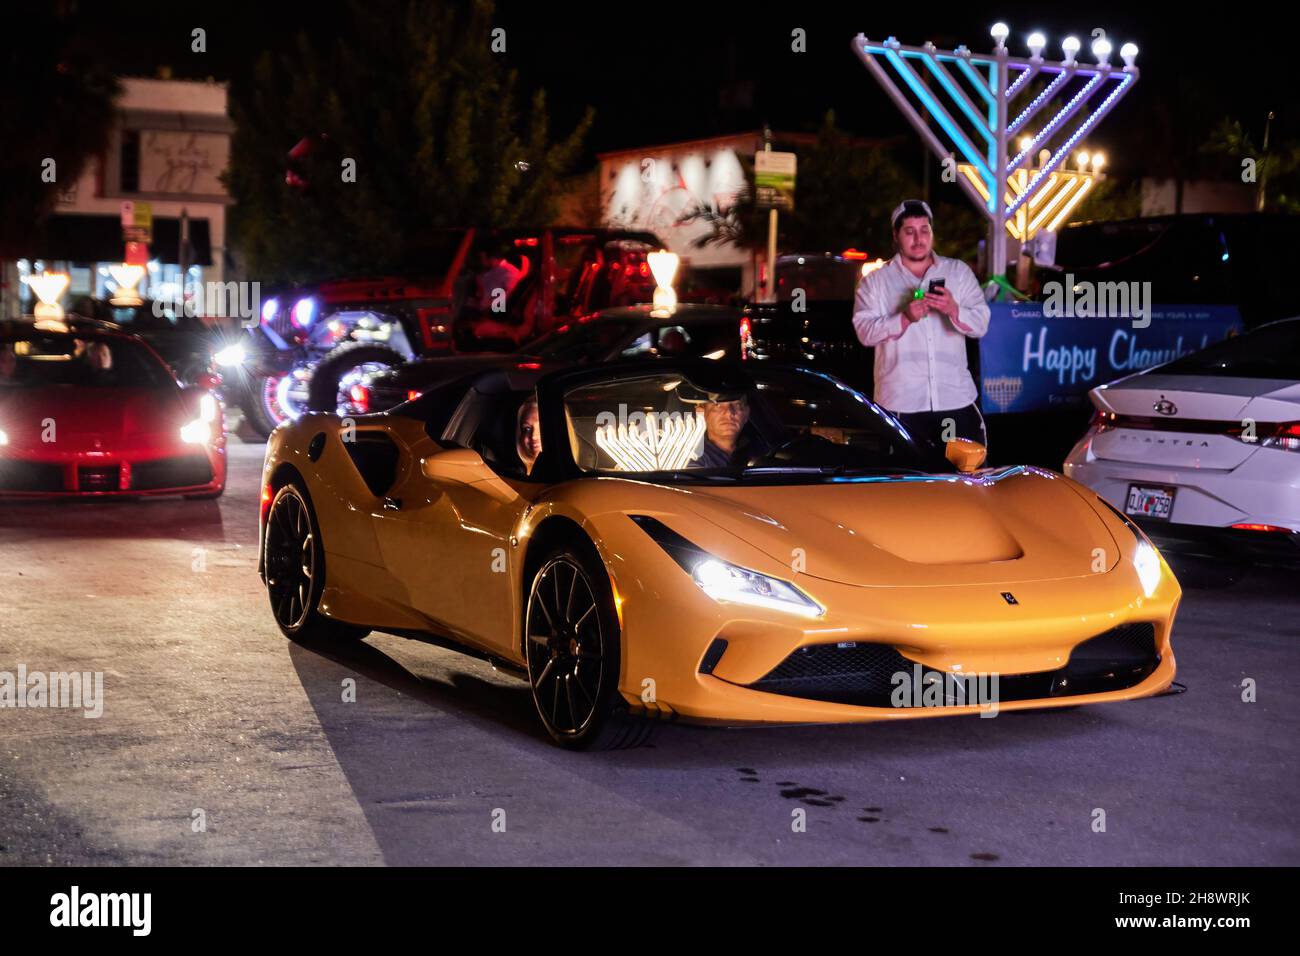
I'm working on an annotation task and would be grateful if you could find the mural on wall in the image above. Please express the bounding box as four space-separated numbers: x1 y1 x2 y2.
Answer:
140 131 230 196
602 145 746 264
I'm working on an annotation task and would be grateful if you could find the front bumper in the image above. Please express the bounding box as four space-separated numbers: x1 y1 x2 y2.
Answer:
0 448 226 498
596 515 1180 727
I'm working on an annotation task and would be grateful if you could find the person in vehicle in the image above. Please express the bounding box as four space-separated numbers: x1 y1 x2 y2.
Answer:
475 243 523 314
692 391 754 468
517 396 542 475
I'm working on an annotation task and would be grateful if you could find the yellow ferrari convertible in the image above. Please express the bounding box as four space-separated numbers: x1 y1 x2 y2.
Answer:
259 360 1180 749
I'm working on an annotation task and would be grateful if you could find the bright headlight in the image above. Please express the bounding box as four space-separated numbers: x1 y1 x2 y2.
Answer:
631 514 823 617
0 428 8 446
213 342 246 367
180 418 210 444
198 393 217 423
691 557 823 617
1134 541 1162 598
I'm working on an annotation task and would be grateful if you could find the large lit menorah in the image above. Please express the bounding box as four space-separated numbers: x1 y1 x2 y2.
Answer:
958 147 1104 243
595 412 706 472
852 24 1138 281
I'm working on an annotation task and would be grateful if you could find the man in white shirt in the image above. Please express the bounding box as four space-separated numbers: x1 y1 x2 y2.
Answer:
851 199 991 451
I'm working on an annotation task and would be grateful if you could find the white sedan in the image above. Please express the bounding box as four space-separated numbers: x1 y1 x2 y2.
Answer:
1064 318 1300 560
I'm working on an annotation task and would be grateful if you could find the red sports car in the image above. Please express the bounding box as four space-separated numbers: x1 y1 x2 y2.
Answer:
0 320 226 498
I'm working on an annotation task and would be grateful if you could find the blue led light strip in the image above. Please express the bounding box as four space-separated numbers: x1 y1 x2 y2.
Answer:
882 48 994 186
1006 72 1103 173
1006 73 1133 216
1004 64 1036 99
1007 70 1071 135
916 52 993 145
955 55 996 107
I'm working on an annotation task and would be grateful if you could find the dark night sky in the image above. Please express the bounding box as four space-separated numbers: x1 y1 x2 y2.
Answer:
69 0 1298 176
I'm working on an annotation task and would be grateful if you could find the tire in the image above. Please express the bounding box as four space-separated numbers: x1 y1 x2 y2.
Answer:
263 482 370 643
306 342 405 414
523 539 654 750
240 374 287 438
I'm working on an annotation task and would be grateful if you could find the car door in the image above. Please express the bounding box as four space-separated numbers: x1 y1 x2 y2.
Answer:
371 390 538 657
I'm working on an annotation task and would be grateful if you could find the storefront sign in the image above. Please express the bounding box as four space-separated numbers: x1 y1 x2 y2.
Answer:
754 150 796 211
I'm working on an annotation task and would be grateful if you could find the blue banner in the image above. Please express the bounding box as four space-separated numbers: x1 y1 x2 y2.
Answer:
978 303 1244 414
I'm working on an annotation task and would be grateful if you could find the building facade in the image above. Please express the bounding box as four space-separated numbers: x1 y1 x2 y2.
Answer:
4 76 234 319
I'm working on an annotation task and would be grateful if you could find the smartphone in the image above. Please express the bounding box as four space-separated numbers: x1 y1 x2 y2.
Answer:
927 278 946 294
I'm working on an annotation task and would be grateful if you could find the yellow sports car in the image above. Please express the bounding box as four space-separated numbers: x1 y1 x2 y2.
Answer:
259 360 1180 749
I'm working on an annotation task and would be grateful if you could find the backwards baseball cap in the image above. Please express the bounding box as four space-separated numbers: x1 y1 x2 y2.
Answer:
891 199 933 231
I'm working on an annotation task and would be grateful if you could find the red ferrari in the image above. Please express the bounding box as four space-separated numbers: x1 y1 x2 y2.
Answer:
0 320 226 498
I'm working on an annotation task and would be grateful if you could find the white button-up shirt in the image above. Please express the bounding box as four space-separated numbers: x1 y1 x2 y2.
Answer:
851 253 990 413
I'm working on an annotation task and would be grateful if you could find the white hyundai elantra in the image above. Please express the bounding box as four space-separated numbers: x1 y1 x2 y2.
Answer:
1064 318 1300 560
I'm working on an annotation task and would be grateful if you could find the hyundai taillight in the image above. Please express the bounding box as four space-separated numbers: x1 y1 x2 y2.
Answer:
1088 409 1117 432
1233 421 1300 452
1262 422 1300 453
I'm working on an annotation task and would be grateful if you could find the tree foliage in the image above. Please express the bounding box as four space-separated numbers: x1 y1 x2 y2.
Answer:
226 0 593 282
0 6 118 259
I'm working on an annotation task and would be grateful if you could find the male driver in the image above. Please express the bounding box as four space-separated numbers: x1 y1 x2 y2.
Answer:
851 200 990 450
692 392 752 468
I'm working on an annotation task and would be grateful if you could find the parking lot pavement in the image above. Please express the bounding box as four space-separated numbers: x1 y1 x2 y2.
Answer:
1 439 1296 865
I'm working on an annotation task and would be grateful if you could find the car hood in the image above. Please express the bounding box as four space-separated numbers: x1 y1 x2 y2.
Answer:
671 466 1118 588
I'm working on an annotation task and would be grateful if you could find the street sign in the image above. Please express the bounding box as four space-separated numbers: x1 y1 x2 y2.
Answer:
120 200 153 243
755 151 796 211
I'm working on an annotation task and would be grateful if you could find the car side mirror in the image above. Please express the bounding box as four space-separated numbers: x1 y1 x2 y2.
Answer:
421 447 519 503
945 438 987 473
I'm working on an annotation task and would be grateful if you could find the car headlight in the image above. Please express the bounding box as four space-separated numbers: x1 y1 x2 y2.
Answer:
0 427 8 446
213 342 246 367
180 394 218 444
692 557 823 617
180 418 210 444
630 514 823 618
1134 540 1162 598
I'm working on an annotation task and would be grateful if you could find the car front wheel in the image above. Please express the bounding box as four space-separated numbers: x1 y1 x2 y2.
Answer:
524 543 653 750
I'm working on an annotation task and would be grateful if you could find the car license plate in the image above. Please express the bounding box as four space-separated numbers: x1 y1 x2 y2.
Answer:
1125 484 1175 521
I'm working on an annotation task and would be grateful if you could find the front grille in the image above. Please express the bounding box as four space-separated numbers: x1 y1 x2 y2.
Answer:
747 623 1159 706
130 454 213 490
77 464 121 492
0 460 66 492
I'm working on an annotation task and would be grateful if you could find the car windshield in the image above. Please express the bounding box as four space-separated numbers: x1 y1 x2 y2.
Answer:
0 333 175 388
523 318 640 360
1156 320 1300 380
560 366 943 481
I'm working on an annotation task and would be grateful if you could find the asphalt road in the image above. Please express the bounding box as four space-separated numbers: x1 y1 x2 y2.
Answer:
1 436 1297 866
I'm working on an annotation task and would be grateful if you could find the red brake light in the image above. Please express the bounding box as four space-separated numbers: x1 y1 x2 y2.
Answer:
1230 523 1293 533
348 384 371 414
407 390 422 402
